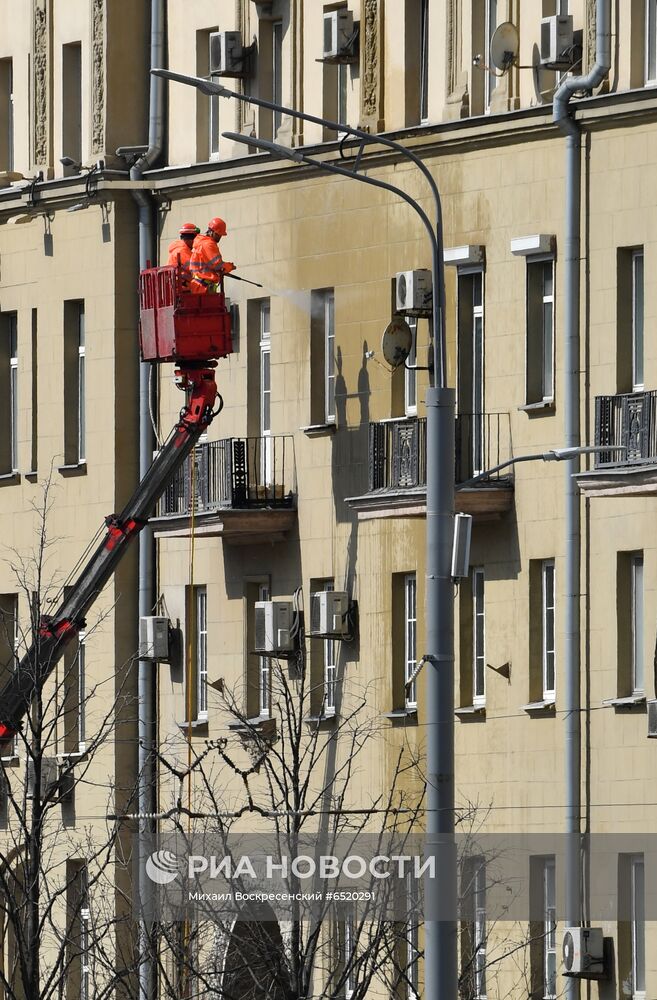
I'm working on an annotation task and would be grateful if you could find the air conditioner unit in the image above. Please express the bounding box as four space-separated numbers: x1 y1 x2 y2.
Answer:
540 15 574 69
310 591 349 637
323 8 355 59
396 269 432 316
647 699 657 737
210 30 244 76
255 600 295 653
139 616 170 661
562 927 605 978
26 757 59 800
58 767 76 804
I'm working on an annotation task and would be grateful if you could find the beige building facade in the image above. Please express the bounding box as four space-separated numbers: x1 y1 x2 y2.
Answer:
2 0 657 997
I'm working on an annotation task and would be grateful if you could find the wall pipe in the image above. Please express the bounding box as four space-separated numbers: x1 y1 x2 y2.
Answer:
553 5 610 997
128 2 165 999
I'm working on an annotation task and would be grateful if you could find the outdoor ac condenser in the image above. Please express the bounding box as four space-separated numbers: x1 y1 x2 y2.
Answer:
396 269 432 316
310 591 349 637
210 31 244 75
323 8 354 58
255 600 295 653
540 15 574 69
139 616 170 661
562 927 604 978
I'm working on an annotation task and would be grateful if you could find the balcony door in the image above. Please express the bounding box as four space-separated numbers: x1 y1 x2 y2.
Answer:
458 269 485 477
260 301 272 487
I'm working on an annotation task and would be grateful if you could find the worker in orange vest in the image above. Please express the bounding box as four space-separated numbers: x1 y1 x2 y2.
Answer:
189 216 235 294
167 222 200 289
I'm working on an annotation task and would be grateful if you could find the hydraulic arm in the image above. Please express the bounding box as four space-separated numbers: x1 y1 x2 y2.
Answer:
0 364 220 744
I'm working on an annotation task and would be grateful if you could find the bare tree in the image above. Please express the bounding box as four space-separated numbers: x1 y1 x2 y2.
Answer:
0 478 141 1000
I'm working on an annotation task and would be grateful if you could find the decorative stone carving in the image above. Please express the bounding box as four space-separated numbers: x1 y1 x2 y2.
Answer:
360 0 384 131
443 0 469 119
91 0 105 154
33 0 48 165
586 0 597 72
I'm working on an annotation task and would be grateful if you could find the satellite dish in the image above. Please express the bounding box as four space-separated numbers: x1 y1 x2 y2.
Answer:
382 317 413 369
490 21 519 72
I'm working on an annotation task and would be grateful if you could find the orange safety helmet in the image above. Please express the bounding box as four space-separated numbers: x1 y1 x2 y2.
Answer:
180 222 200 236
207 216 227 237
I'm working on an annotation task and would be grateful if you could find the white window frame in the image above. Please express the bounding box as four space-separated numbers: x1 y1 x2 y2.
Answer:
260 301 272 485
471 271 485 475
632 249 644 390
631 854 646 999
344 911 355 999
0 58 13 173
9 314 17 472
209 32 221 155
542 560 556 701
337 62 348 130
325 290 336 423
543 857 557 1000
324 580 337 715
406 876 420 1000
405 316 417 416
473 860 487 999
196 586 208 720
525 256 555 405
405 574 417 709
79 873 90 1000
273 20 283 134
77 304 85 464
646 0 657 85
472 567 486 708
77 630 86 750
258 583 271 716
631 553 644 695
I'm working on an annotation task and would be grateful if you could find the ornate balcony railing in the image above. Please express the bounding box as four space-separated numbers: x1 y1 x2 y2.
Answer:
367 413 512 492
595 391 657 468
159 436 296 516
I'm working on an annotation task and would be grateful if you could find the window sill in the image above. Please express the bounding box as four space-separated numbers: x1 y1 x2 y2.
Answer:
383 708 418 726
0 472 20 486
518 400 555 414
303 713 337 728
56 748 88 764
228 716 277 739
58 462 87 477
25 469 38 482
455 705 486 719
0 754 20 768
300 422 337 437
177 718 209 735
602 694 646 709
521 699 556 714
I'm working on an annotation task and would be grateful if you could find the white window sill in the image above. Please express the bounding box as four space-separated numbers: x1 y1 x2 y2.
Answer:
176 717 209 731
0 754 20 767
300 422 337 437
602 694 646 708
0 472 20 485
57 462 87 476
518 400 555 413
455 705 486 717
303 713 337 726
521 699 556 714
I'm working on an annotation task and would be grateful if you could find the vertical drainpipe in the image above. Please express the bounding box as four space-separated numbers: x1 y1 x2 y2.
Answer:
128 2 165 998
553 2 610 995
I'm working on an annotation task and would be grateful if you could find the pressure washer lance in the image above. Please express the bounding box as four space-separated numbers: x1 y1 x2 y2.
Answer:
224 272 263 289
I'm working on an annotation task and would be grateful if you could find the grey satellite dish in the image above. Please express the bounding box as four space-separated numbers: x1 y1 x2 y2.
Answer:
381 316 413 369
490 21 519 72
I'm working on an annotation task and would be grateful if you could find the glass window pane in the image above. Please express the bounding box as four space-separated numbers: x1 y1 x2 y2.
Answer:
633 251 644 389
632 555 644 693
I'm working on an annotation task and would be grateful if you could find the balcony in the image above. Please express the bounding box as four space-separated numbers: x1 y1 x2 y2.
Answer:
347 413 514 521
577 390 657 497
152 436 297 544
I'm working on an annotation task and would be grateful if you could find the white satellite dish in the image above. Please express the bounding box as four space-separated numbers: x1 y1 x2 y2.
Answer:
490 21 519 72
381 316 413 369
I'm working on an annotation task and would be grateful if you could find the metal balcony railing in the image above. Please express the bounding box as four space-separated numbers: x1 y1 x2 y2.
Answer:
595 391 657 468
159 436 296 516
367 413 512 492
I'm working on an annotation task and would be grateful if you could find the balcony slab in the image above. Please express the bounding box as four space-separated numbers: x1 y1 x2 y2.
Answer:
151 507 297 544
346 480 513 521
575 464 657 498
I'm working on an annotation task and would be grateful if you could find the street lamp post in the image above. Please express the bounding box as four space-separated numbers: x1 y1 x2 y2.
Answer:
152 69 457 998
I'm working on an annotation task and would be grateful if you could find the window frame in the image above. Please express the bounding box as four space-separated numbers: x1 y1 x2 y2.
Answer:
472 567 486 708
405 573 418 709
9 313 17 472
631 248 644 390
195 586 208 720
405 316 418 416
525 256 555 406
77 305 86 464
324 580 337 715
419 0 430 122
647 0 657 85
542 559 556 702
272 20 283 134
543 857 557 1000
631 854 646 998
631 553 644 695
208 31 221 155
484 0 498 111
325 290 336 423
258 583 271 716
259 300 272 485
0 58 14 172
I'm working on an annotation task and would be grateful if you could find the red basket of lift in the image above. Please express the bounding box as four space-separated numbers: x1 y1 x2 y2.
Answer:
139 265 233 363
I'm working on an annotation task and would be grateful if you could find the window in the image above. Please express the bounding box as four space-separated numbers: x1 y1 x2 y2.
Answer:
209 32 221 155
344 911 355 998
405 317 417 415
404 574 418 709
617 551 645 697
485 0 498 111
472 568 485 708
67 862 90 1000
273 21 283 134
64 627 86 752
30 309 37 474
61 43 82 173
526 259 554 405
0 312 18 476
631 554 644 694
324 581 338 714
542 858 557 999
619 854 646 999
196 28 219 160
258 583 271 716
462 857 487 999
529 559 556 704
457 270 485 477
196 586 208 719
9 314 17 473
310 289 336 425
63 301 85 466
419 0 429 121
647 0 657 84
322 7 351 134
632 249 644 390
0 58 13 171
260 301 272 485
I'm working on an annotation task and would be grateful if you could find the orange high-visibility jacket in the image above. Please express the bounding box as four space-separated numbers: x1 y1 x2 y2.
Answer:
190 233 235 288
166 238 193 269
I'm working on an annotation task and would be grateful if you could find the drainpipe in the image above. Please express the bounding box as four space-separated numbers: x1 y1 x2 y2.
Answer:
553 1 610 992
127 2 165 999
